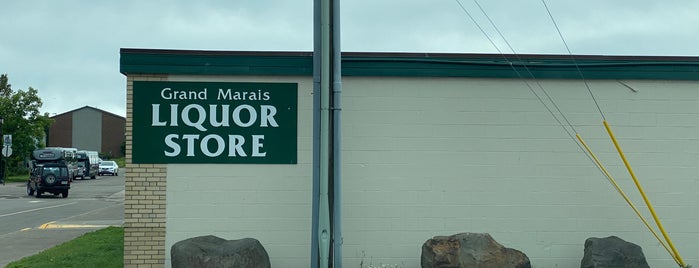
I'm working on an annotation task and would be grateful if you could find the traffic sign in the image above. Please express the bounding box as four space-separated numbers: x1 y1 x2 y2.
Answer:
1 146 11 157
2 135 10 147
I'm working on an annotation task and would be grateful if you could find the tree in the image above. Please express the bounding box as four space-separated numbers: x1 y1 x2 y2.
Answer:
0 74 53 175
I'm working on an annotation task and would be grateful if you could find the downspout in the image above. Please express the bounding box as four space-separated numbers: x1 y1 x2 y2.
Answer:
331 0 343 266
311 0 321 266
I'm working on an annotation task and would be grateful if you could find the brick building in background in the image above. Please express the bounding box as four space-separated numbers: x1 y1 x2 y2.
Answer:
47 105 125 158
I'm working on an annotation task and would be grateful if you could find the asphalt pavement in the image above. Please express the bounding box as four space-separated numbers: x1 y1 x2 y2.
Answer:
0 175 124 267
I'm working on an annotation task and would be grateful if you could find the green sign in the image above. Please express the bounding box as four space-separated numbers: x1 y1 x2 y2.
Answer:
132 81 297 164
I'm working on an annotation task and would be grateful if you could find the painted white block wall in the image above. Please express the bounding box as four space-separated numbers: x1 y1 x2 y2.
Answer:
163 75 699 268
341 77 699 268
164 75 314 267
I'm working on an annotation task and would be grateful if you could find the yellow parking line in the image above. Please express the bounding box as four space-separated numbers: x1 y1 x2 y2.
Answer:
39 222 55 229
39 222 114 229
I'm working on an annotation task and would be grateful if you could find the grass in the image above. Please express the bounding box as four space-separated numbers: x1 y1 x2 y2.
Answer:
5 227 124 268
5 174 26 183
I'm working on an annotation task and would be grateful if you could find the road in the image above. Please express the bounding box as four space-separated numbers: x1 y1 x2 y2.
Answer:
0 173 124 267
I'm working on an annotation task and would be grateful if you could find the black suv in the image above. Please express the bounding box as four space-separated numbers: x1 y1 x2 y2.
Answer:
27 163 71 198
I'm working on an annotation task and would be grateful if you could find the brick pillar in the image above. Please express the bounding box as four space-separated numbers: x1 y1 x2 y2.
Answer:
124 75 168 267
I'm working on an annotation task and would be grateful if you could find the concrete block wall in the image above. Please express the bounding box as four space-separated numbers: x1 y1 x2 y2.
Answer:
162 75 314 267
126 74 699 267
340 77 699 267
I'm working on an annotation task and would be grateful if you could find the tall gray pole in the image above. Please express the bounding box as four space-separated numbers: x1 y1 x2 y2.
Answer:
311 0 322 266
311 0 321 268
312 0 341 267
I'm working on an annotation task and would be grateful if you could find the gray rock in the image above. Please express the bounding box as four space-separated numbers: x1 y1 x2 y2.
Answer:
580 236 650 268
421 232 531 268
171 235 270 268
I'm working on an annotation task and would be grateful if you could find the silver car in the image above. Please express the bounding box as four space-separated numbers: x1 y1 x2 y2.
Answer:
98 161 119 176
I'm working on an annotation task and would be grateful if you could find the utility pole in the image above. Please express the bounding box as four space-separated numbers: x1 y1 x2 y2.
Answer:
312 0 342 267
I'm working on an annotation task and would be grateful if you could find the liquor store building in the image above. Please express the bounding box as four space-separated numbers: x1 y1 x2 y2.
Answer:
120 48 699 267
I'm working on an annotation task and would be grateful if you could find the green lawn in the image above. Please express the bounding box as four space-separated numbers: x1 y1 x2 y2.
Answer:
5 227 124 268
4 174 26 183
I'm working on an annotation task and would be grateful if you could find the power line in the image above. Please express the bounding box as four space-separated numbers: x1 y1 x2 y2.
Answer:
472 0 579 134
454 0 578 145
540 0 606 121
456 1 685 265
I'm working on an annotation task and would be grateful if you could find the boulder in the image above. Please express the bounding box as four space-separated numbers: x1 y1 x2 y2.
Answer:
421 232 531 268
171 235 270 268
580 236 649 268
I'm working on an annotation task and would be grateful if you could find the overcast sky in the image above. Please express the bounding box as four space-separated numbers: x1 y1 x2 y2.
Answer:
2 0 697 117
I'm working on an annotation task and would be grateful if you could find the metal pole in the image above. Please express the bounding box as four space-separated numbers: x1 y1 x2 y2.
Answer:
318 0 332 265
314 0 340 266
311 0 322 266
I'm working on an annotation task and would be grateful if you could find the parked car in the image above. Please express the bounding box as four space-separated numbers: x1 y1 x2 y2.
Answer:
27 163 71 198
99 161 119 176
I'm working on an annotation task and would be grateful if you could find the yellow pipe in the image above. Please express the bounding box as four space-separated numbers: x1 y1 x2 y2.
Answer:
576 134 678 266
603 120 686 267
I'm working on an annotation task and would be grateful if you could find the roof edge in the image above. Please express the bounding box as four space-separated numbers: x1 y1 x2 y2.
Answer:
120 48 699 80
51 105 125 120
